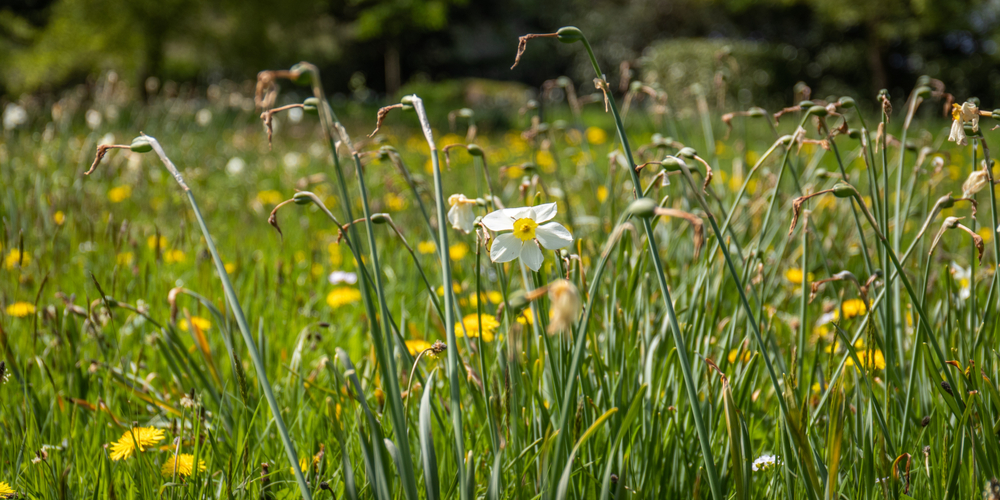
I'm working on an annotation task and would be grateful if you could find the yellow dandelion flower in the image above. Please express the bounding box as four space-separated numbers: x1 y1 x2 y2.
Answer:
437 283 463 296
327 287 362 308
516 310 534 326
108 185 132 203
417 241 437 254
179 316 212 332
257 190 284 206
292 453 322 474
161 454 206 478
585 126 608 145
116 252 134 266
506 165 525 178
147 235 167 250
0 481 15 497
6 302 36 318
109 426 165 461
164 249 186 264
224 262 237 273
597 186 609 202
536 151 556 173
784 269 815 285
53 210 65 225
4 249 30 270
449 243 469 260
405 339 432 356
841 299 867 319
455 314 500 342
727 348 752 364
468 291 503 307
385 192 407 211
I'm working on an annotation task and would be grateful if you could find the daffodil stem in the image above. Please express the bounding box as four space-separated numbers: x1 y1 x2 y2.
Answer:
476 240 500 455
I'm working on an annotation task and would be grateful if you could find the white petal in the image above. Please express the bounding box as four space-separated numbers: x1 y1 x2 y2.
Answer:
519 241 544 271
457 206 476 233
482 209 515 231
531 202 558 223
535 222 573 250
490 233 521 263
447 205 464 231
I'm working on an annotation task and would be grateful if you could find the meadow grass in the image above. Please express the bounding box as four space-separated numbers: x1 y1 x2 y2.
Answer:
2 29 1000 499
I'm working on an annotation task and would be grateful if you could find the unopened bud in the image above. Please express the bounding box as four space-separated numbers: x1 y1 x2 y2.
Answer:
556 26 585 43
921 415 931 427
937 194 956 209
941 380 953 395
627 198 658 218
847 129 860 139
831 183 856 198
798 100 815 108
289 63 312 86
915 86 932 98
747 107 766 118
806 105 828 117
303 97 319 115
371 213 390 224
661 156 686 172
678 147 697 158
293 191 313 205
130 137 153 153
466 144 484 157
838 97 856 109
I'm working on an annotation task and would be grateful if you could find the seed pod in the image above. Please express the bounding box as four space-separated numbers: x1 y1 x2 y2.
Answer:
941 381 952 395
293 191 313 206
627 198 658 218
556 26 585 43
878 89 889 100
993 109 1000 120
921 415 931 427
466 144 484 157
798 100 815 108
847 129 861 139
838 97 856 109
831 183 856 198
130 137 153 153
678 147 697 158
915 86 932 98
747 107 766 118
806 105 828 117
303 97 319 115
371 213 390 224
937 194 956 209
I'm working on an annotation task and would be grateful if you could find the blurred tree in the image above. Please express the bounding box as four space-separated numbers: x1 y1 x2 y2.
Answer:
349 0 467 96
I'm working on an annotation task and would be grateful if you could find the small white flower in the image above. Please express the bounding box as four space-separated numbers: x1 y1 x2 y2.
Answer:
3 103 27 130
447 194 478 234
481 202 573 272
329 270 358 285
752 454 780 472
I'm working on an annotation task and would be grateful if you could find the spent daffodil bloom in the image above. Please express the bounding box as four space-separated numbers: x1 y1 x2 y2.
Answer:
482 202 573 271
948 102 979 146
447 194 478 233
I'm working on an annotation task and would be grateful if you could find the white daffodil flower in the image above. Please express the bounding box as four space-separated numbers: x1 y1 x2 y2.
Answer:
948 102 979 146
482 202 573 271
447 194 478 233
949 261 971 300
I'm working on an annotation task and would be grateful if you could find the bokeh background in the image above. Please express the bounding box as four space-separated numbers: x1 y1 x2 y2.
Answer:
2 0 999 109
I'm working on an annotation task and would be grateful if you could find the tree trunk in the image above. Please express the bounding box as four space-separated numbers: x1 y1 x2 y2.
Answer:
385 42 401 97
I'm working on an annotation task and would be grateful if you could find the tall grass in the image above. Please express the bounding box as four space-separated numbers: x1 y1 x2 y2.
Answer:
1 27 999 500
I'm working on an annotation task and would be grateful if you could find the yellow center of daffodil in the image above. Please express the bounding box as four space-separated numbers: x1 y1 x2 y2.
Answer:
513 218 538 242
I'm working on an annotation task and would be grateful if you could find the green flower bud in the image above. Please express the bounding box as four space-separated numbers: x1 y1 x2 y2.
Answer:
627 198 658 218
806 105 828 117
522 162 538 172
798 100 815 108
293 191 313 205
937 194 955 210
371 213 390 224
466 144 485 157
303 97 319 115
877 89 889 100
130 137 152 153
838 97 856 108
992 109 1000 120
747 107 766 118
847 128 860 139
556 26 585 44
915 86 932 98
678 147 697 158
831 183 856 198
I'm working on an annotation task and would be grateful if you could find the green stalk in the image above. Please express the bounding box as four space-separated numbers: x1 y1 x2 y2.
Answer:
140 135 312 500
565 31 725 500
